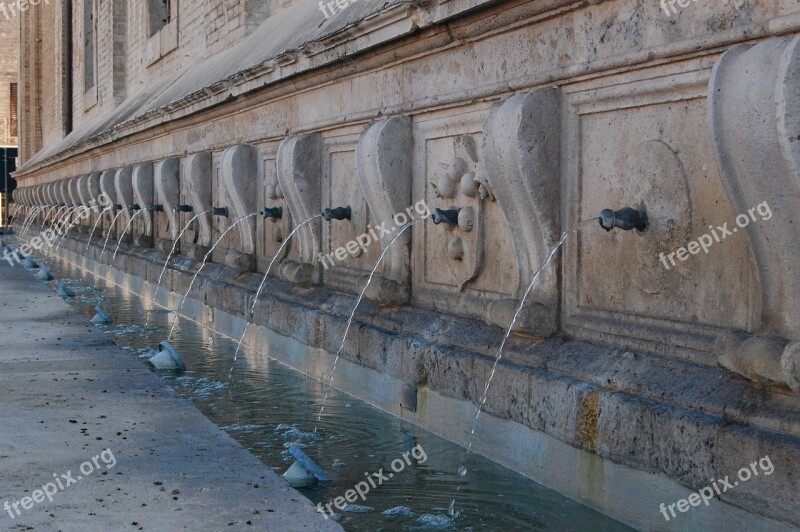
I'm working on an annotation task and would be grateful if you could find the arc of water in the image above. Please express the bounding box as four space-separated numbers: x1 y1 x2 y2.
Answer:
49 206 66 227
166 213 259 341
112 210 143 260
24 206 49 237
56 206 95 250
315 218 425 429
20 206 42 234
448 221 593 518
86 207 113 251
228 214 323 377
153 210 212 300
100 210 126 256
18 207 34 234
53 206 81 237
24 205 50 236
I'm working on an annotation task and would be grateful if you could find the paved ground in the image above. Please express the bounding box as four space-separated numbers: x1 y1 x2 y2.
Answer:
0 251 340 531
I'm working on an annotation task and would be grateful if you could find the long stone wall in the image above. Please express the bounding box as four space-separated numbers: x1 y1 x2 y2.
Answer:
11 0 800 527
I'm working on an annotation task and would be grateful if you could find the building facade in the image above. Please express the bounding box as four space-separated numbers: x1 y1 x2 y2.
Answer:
0 7 17 226
12 0 800 528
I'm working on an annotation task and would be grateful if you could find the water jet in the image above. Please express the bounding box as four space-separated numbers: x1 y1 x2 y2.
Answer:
598 206 648 232
322 206 351 221
261 206 283 220
432 208 461 226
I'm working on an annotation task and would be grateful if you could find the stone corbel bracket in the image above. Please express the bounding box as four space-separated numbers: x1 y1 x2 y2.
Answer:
66 178 81 231
68 178 80 207
56 181 69 226
132 163 154 248
77 175 92 233
709 35 800 387
183 152 213 261
482 88 561 337
220 145 258 271
114 167 134 243
99 170 118 236
356 116 413 305
154 158 180 251
276 133 323 286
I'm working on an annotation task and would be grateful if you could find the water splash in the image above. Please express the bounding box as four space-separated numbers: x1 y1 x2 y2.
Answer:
228 214 322 378
316 218 423 430
167 212 259 341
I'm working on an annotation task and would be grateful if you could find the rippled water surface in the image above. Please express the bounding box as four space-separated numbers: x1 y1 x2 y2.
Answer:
31 249 630 531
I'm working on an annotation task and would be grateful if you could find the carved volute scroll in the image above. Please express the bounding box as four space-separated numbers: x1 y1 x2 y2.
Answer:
356 116 412 302
132 163 154 247
99 170 118 237
276 133 322 285
57 180 67 206
183 152 213 260
708 36 800 390
68 178 80 207
709 36 800 339
114 167 134 242
154 158 180 246
220 145 258 270
76 176 92 232
482 88 561 335
87 173 101 201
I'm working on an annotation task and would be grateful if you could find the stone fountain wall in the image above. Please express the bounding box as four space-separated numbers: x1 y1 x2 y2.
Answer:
11 0 800 527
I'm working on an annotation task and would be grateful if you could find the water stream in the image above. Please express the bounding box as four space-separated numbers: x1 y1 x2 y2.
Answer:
9 230 631 531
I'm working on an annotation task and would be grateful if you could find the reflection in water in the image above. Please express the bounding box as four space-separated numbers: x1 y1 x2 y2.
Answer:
44 255 629 532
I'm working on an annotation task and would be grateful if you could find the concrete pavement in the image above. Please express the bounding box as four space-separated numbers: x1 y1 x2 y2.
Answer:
0 254 340 531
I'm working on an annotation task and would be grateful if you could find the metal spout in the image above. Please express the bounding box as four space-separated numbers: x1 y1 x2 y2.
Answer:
147 204 164 212
261 206 283 220
432 208 461 226
323 206 351 221
128 203 141 211
599 206 648 232
174 204 194 213
212 207 229 218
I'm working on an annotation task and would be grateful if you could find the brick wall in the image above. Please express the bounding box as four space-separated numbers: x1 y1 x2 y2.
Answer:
0 4 18 148
19 0 278 165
